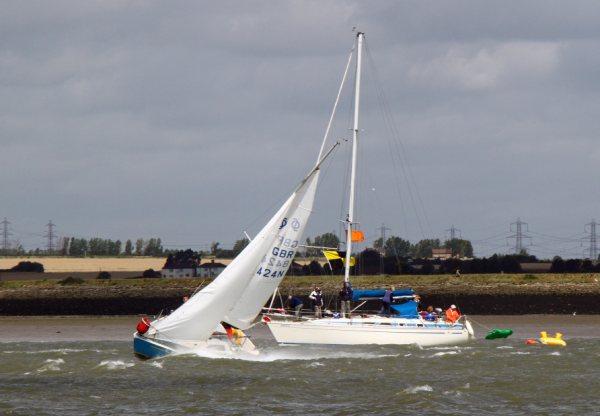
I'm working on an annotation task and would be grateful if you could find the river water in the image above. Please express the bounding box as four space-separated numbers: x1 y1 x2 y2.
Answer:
1 316 599 415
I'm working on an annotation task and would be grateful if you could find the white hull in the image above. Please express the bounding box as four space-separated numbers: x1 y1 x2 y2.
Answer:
266 316 474 347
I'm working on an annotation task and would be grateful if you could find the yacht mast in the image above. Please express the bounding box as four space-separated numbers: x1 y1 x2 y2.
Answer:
344 31 363 283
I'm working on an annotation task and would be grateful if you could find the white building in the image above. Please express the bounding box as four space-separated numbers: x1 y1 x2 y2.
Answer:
198 260 227 278
160 253 200 278
160 267 197 278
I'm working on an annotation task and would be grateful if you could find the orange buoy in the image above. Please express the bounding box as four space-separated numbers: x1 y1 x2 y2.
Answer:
525 338 538 345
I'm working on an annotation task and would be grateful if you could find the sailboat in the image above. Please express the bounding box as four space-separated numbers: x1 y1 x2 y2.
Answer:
264 32 475 347
132 64 343 360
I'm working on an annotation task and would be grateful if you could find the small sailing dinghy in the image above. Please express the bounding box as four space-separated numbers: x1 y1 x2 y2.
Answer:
133 92 341 360
264 31 475 347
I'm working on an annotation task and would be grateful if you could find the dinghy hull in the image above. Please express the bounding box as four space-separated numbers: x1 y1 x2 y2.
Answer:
133 330 260 359
133 333 177 359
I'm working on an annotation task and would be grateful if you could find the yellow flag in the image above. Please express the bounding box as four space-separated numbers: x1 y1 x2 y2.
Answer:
322 250 355 266
322 250 342 261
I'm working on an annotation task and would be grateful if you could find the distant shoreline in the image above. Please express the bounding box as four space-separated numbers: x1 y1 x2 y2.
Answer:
1 274 599 315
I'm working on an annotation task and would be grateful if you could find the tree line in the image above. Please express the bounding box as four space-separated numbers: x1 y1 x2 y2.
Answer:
210 232 474 260
60 237 164 257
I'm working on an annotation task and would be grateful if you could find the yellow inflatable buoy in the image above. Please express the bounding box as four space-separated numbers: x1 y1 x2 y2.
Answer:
539 331 566 347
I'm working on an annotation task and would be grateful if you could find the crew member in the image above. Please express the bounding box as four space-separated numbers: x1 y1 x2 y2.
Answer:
309 287 323 318
445 304 461 324
286 295 304 318
339 281 353 318
381 287 393 316
424 305 438 322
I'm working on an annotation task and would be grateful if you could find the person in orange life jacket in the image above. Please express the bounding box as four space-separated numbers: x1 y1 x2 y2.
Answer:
309 287 323 318
445 304 461 324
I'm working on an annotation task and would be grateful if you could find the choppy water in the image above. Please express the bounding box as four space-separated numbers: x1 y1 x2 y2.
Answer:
1 316 599 415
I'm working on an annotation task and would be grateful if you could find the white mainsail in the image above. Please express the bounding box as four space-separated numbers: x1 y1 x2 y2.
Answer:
151 168 321 341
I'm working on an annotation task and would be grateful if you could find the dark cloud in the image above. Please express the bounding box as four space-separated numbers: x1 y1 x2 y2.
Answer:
1 1 599 257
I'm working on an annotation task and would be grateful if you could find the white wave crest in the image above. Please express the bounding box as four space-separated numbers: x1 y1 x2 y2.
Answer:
37 358 65 372
97 360 135 370
151 361 164 369
403 385 433 394
186 346 401 363
306 361 324 367
431 351 459 357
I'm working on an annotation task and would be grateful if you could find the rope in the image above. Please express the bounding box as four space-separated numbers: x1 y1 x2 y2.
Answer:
465 315 493 332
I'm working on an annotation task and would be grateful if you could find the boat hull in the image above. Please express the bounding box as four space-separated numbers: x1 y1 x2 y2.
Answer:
266 317 473 347
133 330 260 359
133 333 178 359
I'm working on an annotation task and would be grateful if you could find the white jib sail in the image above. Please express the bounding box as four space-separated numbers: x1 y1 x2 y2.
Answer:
223 171 319 329
150 169 320 342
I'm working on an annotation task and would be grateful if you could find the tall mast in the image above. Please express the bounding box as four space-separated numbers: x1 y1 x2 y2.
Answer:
344 32 363 283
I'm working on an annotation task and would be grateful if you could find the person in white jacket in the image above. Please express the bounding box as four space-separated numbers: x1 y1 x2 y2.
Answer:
309 287 323 318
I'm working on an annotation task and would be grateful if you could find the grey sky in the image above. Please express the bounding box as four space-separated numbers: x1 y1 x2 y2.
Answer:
1 1 599 258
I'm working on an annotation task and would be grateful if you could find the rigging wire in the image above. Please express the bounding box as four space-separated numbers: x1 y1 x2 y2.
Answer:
364 39 433 239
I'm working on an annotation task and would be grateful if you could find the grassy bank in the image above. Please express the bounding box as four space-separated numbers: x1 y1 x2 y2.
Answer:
1 273 598 292
1 273 599 315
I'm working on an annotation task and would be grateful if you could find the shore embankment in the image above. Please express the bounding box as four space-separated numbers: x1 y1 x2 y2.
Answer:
1 274 599 315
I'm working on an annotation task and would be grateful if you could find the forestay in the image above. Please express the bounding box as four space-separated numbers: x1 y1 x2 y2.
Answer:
151 169 320 341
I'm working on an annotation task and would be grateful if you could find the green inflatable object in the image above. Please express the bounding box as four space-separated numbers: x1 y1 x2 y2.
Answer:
485 328 513 340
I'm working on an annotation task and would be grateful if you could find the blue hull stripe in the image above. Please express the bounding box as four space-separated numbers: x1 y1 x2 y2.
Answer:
133 334 173 359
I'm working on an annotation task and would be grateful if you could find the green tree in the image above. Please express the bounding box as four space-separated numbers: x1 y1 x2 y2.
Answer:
411 239 441 258
443 238 474 258
124 239 133 256
306 232 340 256
69 238 88 256
384 236 411 257
135 239 144 256
143 238 164 256
232 238 250 256
314 232 340 249
210 241 220 256
373 237 384 251
114 240 122 256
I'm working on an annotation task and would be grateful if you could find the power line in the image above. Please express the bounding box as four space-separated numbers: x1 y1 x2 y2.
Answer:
584 219 598 260
446 225 462 240
1 217 11 252
45 220 56 253
508 218 531 254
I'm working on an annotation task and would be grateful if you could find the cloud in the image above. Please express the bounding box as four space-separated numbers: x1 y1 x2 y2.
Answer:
408 42 561 91
1 1 599 257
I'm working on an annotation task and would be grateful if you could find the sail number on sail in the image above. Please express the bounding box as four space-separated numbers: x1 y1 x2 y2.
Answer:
256 237 299 278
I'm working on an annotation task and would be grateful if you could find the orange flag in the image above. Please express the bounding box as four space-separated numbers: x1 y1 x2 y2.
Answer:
351 230 365 242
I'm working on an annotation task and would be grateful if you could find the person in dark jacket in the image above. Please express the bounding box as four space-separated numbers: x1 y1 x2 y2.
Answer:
286 295 304 318
381 287 393 316
339 281 353 318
